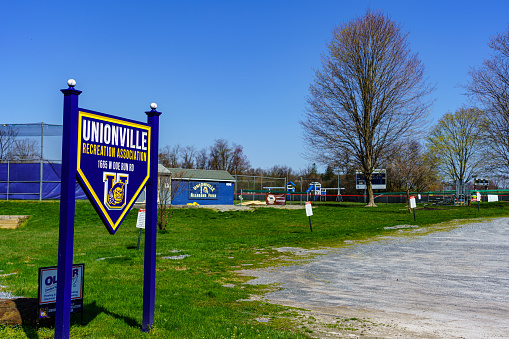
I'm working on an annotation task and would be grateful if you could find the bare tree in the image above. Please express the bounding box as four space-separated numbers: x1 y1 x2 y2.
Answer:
384 140 440 192
0 125 17 161
465 26 509 176
297 163 319 179
195 147 210 170
209 139 231 171
229 143 250 174
10 138 40 161
160 141 250 174
181 145 196 169
266 165 293 179
159 144 182 168
301 10 433 206
157 174 172 230
426 107 487 183
209 139 250 174
157 169 191 230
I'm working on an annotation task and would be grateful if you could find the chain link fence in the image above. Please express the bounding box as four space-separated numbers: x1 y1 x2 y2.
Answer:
0 123 85 200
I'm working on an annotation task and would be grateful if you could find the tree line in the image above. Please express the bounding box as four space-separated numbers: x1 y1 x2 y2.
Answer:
158 138 325 181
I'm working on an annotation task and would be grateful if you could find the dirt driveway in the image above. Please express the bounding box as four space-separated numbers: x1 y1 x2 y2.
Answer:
241 218 509 338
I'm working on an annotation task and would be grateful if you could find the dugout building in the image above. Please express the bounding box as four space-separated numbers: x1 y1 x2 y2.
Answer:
155 165 235 205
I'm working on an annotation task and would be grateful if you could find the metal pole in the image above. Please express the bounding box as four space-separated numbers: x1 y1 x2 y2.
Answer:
300 177 303 205
337 170 340 203
40 122 44 201
143 104 161 332
284 177 287 203
55 80 81 339
474 180 480 212
6 160 9 201
137 229 143 250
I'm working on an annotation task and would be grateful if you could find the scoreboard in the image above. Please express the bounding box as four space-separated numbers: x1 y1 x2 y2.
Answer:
356 169 386 190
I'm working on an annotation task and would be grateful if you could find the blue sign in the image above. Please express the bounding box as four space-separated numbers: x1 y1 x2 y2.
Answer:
188 182 218 200
76 108 151 234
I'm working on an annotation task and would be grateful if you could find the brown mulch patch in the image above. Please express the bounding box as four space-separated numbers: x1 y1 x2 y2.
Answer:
0 298 38 325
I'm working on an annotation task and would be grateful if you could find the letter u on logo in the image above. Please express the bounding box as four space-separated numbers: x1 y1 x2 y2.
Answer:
103 172 129 210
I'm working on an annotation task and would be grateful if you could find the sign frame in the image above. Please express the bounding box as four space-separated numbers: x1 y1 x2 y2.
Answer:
55 81 161 338
76 108 151 234
38 264 84 319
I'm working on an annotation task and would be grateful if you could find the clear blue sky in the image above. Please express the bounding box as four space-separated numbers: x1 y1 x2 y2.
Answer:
1 0 508 171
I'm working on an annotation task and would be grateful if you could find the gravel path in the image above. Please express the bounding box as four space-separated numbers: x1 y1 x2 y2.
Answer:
0 292 15 299
241 218 509 338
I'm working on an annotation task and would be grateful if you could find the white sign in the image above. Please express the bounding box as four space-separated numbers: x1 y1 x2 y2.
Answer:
39 265 83 304
409 196 416 209
477 191 481 202
305 202 313 217
488 194 498 202
136 208 146 229
418 194 421 200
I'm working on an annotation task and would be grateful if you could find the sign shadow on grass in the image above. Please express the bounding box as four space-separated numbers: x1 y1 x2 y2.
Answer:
81 301 140 328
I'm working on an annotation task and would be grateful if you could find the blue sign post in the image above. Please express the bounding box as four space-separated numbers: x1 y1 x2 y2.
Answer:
54 80 160 338
55 80 81 339
142 104 161 332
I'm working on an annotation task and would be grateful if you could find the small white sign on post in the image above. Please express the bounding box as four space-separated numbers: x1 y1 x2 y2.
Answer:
136 208 146 229
488 194 499 202
476 191 481 202
409 196 417 209
305 202 313 232
305 202 313 217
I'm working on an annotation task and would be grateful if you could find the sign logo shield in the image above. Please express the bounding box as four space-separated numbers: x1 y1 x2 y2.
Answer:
104 172 129 210
76 109 151 234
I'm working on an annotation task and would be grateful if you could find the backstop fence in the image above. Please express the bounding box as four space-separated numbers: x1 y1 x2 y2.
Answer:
0 123 87 200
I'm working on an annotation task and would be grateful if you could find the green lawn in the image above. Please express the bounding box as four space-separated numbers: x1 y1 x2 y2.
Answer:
1 200 508 338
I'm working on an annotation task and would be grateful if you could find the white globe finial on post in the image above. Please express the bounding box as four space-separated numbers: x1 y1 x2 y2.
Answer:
150 103 157 110
67 79 76 88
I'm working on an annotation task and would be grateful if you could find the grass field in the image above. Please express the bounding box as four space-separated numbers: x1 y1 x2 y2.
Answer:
1 200 509 338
